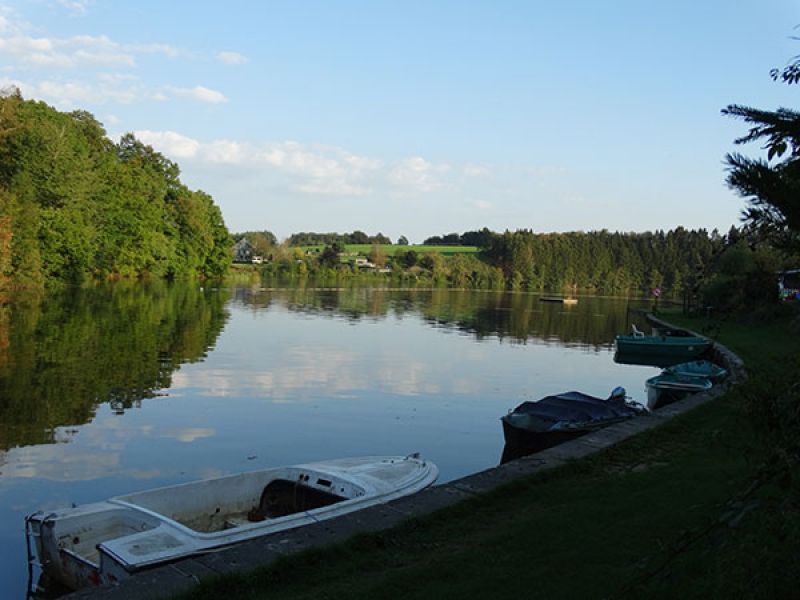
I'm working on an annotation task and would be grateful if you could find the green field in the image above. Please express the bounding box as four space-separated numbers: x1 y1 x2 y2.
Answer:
299 244 480 256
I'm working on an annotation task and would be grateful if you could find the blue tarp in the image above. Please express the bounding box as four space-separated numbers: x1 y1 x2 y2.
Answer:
510 391 642 424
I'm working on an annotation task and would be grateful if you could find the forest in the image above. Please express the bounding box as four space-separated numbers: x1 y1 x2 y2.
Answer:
244 225 789 302
0 90 231 288
1 90 795 307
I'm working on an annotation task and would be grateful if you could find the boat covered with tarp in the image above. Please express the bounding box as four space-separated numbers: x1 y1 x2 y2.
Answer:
25 454 438 592
501 387 647 456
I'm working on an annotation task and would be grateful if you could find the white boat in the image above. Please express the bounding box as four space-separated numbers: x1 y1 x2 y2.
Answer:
25 454 438 592
645 373 713 408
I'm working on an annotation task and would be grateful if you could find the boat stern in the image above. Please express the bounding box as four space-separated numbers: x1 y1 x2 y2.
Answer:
26 502 160 591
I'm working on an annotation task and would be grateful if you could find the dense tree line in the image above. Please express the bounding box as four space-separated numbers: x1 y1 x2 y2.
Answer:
287 230 392 246
423 228 494 247
250 226 745 296
0 90 231 287
485 228 723 294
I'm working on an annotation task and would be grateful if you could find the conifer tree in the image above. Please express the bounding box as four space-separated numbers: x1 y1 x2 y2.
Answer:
722 51 800 249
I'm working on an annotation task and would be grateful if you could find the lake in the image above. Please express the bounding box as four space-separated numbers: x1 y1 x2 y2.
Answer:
0 283 659 597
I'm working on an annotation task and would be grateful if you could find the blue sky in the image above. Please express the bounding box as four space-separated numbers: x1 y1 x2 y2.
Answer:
1 1 798 242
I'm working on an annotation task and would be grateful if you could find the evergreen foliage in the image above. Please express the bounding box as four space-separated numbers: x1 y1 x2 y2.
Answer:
288 231 392 246
256 227 739 296
424 228 494 248
484 228 722 294
0 90 231 285
723 51 800 250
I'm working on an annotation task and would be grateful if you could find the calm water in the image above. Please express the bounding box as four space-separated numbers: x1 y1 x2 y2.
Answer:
0 283 659 597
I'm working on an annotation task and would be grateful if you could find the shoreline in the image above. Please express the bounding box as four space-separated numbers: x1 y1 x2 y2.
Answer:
63 315 745 599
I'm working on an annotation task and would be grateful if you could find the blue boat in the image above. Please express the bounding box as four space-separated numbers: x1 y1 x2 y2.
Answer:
664 360 727 384
645 373 713 409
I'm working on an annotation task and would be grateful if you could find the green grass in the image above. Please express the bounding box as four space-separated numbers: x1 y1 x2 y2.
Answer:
178 309 800 600
299 244 480 256
655 306 796 374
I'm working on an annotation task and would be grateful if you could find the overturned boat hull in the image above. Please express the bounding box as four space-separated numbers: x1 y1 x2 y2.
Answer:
26 455 438 592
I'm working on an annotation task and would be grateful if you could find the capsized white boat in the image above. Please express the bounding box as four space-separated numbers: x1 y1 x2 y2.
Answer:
26 454 438 591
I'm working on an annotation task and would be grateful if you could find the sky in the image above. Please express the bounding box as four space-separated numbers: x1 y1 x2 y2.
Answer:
1 0 799 243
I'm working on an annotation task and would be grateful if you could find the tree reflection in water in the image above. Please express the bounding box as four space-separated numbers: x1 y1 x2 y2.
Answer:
0 281 229 450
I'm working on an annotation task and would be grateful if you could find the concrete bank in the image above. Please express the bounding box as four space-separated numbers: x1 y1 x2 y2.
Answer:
66 317 745 600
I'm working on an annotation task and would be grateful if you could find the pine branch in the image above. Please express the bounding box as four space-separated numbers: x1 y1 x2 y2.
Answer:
722 105 800 158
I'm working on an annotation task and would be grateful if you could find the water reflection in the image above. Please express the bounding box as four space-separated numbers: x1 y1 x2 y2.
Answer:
233 287 643 349
0 281 229 451
0 285 653 453
0 284 659 599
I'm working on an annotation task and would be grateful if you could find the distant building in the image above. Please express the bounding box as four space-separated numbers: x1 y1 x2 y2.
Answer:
232 238 253 263
354 257 375 269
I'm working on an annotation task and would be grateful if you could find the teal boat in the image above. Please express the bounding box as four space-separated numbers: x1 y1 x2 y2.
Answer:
615 326 711 359
645 373 713 409
665 360 727 383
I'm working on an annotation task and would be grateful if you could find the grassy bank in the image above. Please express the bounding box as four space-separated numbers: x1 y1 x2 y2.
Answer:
179 310 799 600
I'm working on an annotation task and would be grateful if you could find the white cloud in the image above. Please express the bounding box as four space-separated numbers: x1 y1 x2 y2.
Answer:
464 164 490 177
130 130 476 200
57 0 92 15
0 14 222 112
134 130 201 159
255 142 381 195
0 33 138 68
0 12 180 70
471 199 493 210
2 76 148 106
171 85 227 104
217 50 247 65
132 131 386 196
389 156 450 192
204 140 245 164
2 74 230 108
131 42 181 58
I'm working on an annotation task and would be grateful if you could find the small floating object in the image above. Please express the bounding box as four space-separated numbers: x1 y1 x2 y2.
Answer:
539 296 578 304
25 454 438 592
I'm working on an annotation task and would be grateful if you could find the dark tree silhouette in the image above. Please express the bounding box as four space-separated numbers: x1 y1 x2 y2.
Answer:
723 48 800 249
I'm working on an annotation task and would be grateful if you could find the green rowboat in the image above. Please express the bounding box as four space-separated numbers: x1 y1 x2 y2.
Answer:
614 329 711 359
